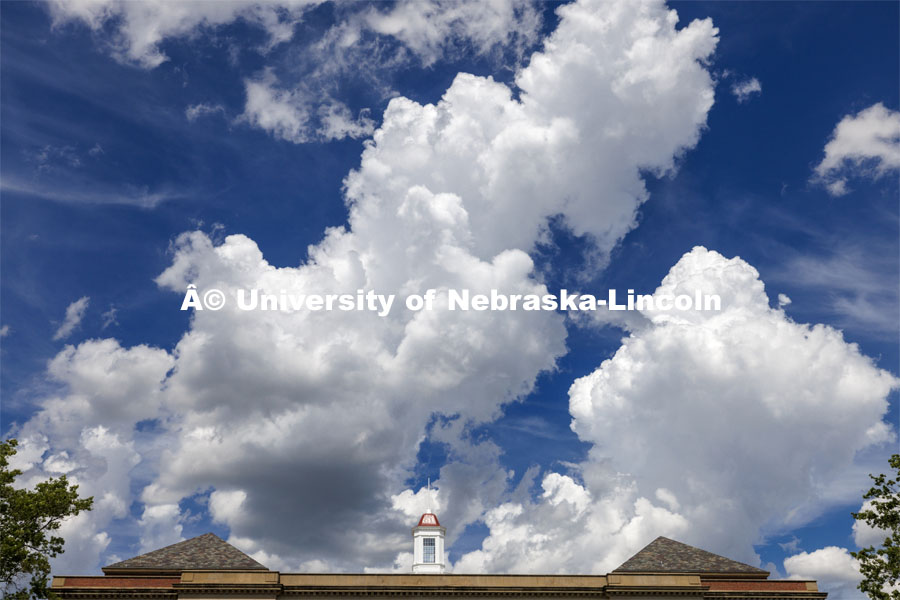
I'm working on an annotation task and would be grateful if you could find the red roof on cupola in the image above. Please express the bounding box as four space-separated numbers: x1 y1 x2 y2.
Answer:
417 512 441 527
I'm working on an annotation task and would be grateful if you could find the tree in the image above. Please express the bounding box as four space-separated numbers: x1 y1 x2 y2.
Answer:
1 439 93 599
852 453 900 600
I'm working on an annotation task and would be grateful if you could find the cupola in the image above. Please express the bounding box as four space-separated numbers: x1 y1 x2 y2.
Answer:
411 510 445 574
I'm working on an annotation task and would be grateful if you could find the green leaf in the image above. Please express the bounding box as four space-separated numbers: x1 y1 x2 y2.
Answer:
1 439 94 600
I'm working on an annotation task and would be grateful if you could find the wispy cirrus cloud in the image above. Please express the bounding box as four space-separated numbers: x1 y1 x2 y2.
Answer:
53 296 90 341
1 177 181 209
776 244 899 337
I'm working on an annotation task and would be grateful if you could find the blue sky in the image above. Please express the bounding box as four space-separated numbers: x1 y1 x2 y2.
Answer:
1 1 898 595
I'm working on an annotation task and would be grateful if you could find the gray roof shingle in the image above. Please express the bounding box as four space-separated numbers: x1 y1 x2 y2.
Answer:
103 533 267 573
613 537 768 575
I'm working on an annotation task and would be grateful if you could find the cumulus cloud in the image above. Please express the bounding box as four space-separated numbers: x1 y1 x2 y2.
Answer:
137 504 183 553
7 340 174 571
730 77 761 103
53 296 90 341
813 102 900 196
453 475 689 574
853 499 892 549
12 0 723 573
23 0 898 583
452 247 897 573
343 0 717 261
210 489 249 527
784 546 863 598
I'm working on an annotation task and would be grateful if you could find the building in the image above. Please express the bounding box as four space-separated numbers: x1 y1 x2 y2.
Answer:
52 512 826 599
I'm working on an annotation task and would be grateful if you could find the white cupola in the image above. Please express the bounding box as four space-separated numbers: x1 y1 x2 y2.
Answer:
411 510 445 574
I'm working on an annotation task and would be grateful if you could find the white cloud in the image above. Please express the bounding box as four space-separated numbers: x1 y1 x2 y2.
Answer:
342 0 717 261
813 102 900 195
853 499 892 549
267 0 541 144
392 487 442 520
53 296 90 341
210 489 249 527
570 247 896 556
317 103 375 141
7 340 174 572
358 0 542 67
239 70 311 143
38 426 143 574
101 306 118 329
784 546 863 598
137 504 183 553
779 536 801 554
1 177 180 208
45 0 539 71
238 70 374 143
23 0 898 582
0 325 9 338
453 247 897 573
731 77 761 103
185 103 225 122
452 477 689 574
45 1 320 68
45 0 542 144
54 514 112 576
26 0 720 572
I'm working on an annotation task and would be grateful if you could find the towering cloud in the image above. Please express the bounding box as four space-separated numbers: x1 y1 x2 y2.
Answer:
16 0 723 572
451 248 896 576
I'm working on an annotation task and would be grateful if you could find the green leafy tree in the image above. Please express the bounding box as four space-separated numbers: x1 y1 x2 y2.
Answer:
1 439 93 599
852 454 900 600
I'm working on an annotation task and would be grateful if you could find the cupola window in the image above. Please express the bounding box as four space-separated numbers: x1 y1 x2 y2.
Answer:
423 537 436 563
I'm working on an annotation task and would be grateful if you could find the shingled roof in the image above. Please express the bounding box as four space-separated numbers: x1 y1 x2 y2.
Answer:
614 537 768 576
103 533 267 574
